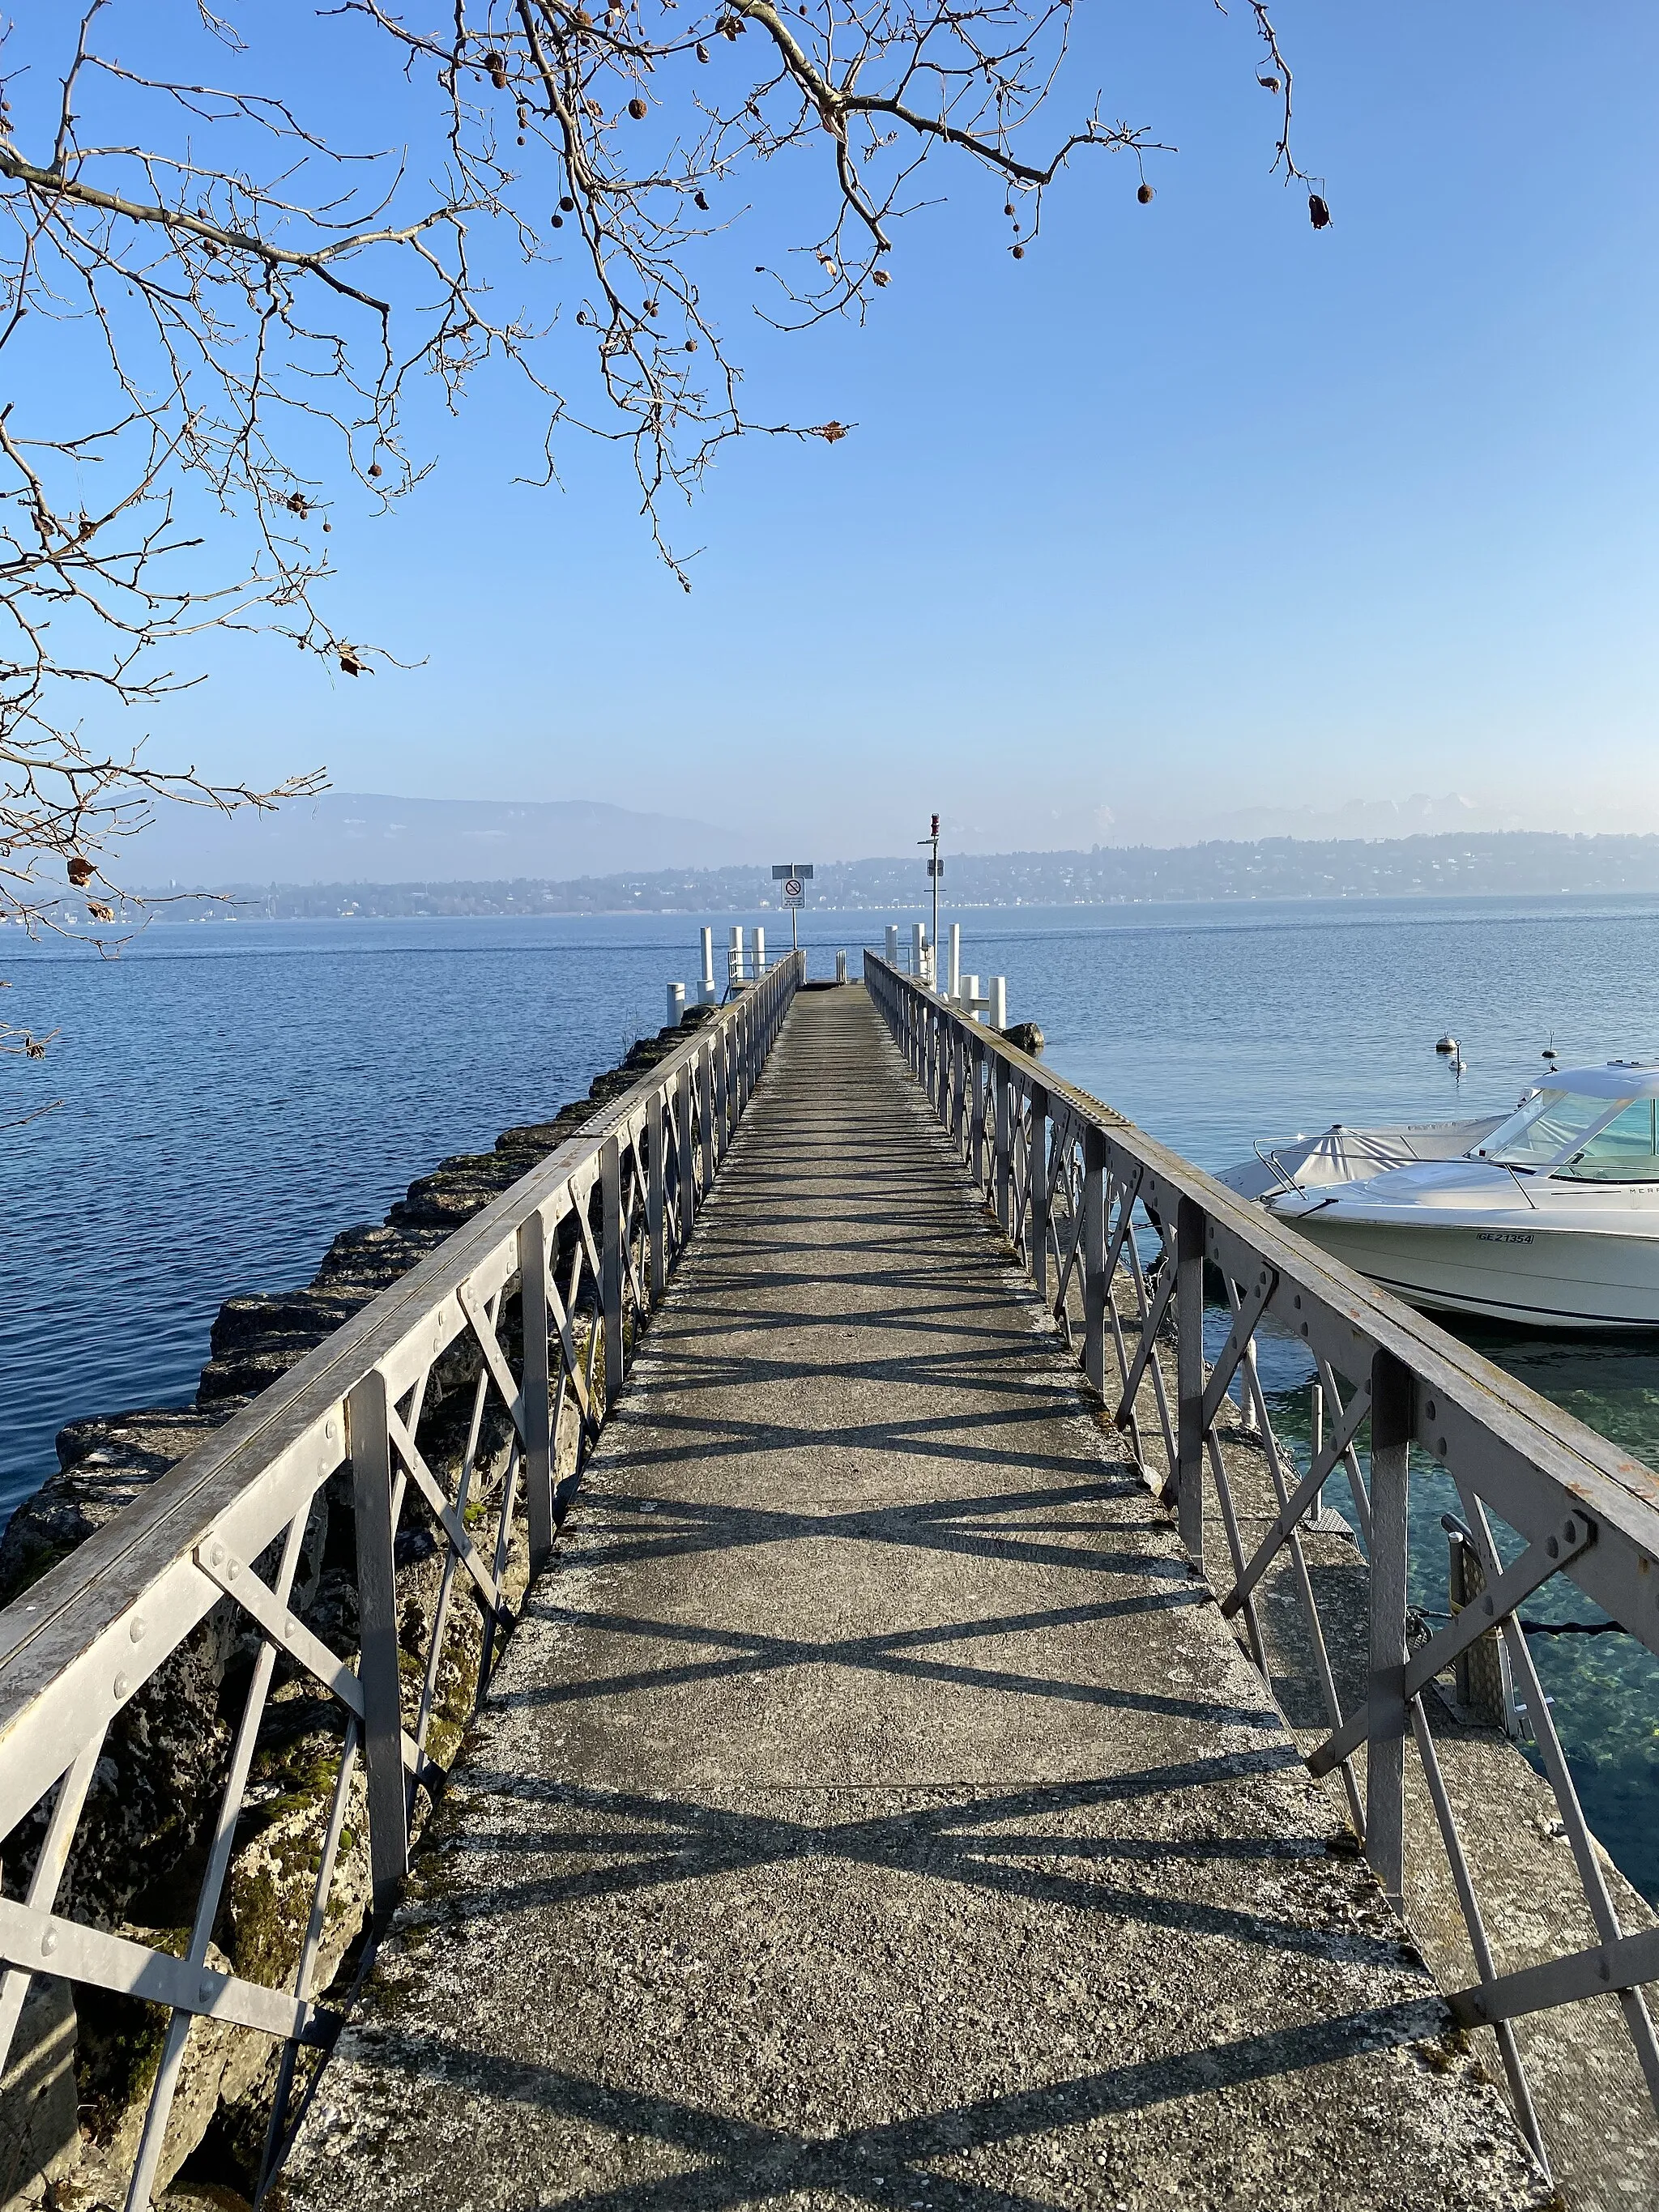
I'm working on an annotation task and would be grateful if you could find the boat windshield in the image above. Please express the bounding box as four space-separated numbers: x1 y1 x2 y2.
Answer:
1555 1097 1659 1182
1476 1089 1629 1169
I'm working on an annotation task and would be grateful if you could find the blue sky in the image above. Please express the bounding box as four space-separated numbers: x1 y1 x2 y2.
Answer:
49 2 1659 859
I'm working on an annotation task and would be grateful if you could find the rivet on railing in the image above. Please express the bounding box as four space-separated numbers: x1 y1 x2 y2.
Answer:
200 1975 216 2005
210 1541 224 1567
130 1616 146 1643
1438 1437 1448 1456
113 1673 130 1698
41 1929 57 1957
1426 1400 1437 1421
1547 1536 1560 1559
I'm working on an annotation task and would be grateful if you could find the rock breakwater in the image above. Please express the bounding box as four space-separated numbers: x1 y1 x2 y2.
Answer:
0 1009 710 2211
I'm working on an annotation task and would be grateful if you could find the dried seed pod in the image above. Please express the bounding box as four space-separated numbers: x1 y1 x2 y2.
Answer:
1011 244 1025 259
339 649 364 676
693 189 710 210
484 49 508 86
696 40 710 59
1258 74 1280 91
66 854 94 887
628 95 648 117
1004 202 1014 217
368 461 383 478
322 520 332 533
517 134 526 144
552 212 565 228
1308 192 1331 228
871 267 889 287
1137 181 1154 204
685 339 698 352
561 194 576 211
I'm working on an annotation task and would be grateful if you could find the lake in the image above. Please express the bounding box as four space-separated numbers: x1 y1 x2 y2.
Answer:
7 893 1659 1891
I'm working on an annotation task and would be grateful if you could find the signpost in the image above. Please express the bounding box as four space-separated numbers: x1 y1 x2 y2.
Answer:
917 814 942 985
771 862 813 950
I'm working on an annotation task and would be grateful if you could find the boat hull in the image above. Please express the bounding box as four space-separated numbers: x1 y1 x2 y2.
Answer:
1282 1212 1659 1331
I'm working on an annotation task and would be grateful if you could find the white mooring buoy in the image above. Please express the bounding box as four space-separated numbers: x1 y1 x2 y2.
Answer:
1435 1033 1458 1055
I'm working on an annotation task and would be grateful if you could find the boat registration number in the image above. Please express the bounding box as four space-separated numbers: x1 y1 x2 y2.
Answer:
1476 1230 1534 1244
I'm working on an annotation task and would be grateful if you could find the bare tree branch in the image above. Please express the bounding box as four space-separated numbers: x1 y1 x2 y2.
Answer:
0 0 1316 987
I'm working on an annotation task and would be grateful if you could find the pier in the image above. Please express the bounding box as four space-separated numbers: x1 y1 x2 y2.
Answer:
4 960 1659 2208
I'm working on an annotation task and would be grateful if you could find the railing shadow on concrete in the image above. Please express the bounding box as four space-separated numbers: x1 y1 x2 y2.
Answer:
867 949 1659 2185
0 951 803 2210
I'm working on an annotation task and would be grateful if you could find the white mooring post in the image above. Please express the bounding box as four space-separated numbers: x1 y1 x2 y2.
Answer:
667 982 686 1025
947 922 962 1004
699 927 716 1004
911 921 926 981
728 924 743 990
885 924 899 965
1239 1340 1260 1435
836 950 847 983
989 976 1008 1031
963 974 980 1024
752 925 766 978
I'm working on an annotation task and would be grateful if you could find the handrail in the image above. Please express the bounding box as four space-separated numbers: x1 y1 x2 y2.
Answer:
0 951 804 2207
866 950 1659 2172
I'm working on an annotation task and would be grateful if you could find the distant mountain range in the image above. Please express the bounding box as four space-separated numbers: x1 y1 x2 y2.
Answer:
126 829 1659 919
126 792 752 889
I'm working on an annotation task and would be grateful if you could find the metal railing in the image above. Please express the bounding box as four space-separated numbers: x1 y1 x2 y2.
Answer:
0 952 803 2210
867 952 1659 2175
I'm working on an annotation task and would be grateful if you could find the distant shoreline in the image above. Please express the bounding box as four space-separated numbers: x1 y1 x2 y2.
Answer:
18 827 1656 929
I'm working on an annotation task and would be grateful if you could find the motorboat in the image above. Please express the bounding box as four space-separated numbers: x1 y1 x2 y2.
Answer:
1219 1063 1659 1331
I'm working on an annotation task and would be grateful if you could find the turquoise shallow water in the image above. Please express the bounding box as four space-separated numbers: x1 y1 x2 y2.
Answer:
6 893 1659 1890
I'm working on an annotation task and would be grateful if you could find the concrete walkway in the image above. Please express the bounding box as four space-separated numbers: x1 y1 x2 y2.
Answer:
283 985 1546 2212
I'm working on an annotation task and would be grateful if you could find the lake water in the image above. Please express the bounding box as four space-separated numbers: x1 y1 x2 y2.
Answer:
7 893 1659 1892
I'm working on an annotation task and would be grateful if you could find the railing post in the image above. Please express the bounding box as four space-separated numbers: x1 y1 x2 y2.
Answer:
348 1368 407 1918
994 1055 1013 1231
712 1020 728 1161
970 1040 987 1191
518 1208 555 1566
1030 1083 1049 1298
601 1133 624 1411
1367 1348 1414 1905
1175 1196 1206 1567
676 1058 695 1239
699 1038 716 1193
1083 1126 1107 1396
648 1091 666 1305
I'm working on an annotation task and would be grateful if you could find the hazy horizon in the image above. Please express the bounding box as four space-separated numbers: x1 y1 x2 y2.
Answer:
13 3 1658 862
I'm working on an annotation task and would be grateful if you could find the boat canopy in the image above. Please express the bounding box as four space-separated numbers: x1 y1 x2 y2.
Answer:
1476 1066 1659 1181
